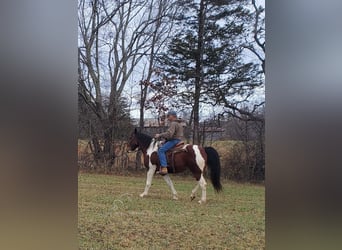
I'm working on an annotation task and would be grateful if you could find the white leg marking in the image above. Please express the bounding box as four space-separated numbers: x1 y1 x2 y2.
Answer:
140 164 156 198
198 175 207 204
193 145 205 171
192 146 206 203
163 174 178 200
141 140 159 198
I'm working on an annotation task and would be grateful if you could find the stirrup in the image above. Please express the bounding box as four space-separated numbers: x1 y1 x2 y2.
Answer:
159 167 168 176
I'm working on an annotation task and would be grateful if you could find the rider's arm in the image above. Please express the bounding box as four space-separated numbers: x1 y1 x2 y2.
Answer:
158 122 176 140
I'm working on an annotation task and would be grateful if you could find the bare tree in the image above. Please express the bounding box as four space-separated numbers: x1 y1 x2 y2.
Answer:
138 0 177 128
78 0 171 167
78 0 123 165
244 0 265 73
132 0 177 169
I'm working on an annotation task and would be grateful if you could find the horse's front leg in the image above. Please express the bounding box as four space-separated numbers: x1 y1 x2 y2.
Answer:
140 165 156 198
163 174 178 200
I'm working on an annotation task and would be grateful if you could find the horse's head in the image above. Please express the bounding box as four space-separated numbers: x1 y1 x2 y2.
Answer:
128 128 139 151
128 128 154 152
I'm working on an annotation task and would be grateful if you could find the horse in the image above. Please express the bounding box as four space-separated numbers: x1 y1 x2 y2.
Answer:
128 128 222 204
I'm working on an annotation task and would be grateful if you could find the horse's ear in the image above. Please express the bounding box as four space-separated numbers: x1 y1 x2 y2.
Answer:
134 128 137 134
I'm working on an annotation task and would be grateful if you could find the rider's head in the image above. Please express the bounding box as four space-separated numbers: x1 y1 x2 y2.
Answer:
166 110 177 121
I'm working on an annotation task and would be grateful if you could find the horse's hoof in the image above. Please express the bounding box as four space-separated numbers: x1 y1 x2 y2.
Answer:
198 200 206 204
190 195 195 201
173 195 178 200
139 193 146 198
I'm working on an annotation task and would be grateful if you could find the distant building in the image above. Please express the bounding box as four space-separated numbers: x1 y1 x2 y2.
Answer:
131 118 186 128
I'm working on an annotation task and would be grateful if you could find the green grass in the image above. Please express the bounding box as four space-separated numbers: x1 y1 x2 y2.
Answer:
78 173 265 249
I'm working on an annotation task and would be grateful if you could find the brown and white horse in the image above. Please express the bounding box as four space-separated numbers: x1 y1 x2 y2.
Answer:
128 129 222 204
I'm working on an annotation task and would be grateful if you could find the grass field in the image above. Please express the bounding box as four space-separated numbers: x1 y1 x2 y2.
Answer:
78 173 265 249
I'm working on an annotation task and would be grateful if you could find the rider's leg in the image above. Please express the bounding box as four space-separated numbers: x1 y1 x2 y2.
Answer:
157 139 180 175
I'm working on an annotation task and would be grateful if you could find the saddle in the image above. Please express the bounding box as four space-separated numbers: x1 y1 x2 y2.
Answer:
168 141 185 152
164 141 187 173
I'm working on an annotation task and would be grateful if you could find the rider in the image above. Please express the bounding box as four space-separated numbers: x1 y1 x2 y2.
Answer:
154 110 184 175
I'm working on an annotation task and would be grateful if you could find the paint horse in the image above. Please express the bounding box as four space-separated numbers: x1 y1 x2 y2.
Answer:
128 129 222 204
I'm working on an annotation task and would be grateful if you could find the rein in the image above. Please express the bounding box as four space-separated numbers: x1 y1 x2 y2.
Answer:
114 149 137 158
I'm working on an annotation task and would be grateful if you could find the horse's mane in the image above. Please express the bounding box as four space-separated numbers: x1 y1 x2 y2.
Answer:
136 132 153 150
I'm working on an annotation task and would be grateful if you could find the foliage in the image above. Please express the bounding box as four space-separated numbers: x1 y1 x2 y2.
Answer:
223 141 264 181
78 95 132 140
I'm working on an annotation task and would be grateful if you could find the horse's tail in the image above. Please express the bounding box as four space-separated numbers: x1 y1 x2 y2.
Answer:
204 146 222 192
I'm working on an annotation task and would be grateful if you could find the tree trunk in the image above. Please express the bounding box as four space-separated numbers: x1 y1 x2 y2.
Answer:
103 127 114 167
193 90 200 145
89 123 102 166
193 0 205 145
137 82 148 170
135 105 143 170
91 136 102 165
139 103 145 129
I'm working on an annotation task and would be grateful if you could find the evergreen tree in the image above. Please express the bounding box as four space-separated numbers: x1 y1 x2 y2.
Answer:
158 0 260 144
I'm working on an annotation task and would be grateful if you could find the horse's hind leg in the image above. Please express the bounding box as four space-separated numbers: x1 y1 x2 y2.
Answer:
190 183 200 201
163 174 178 200
191 175 207 204
198 174 207 204
191 145 207 204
